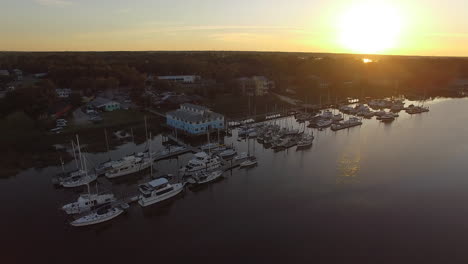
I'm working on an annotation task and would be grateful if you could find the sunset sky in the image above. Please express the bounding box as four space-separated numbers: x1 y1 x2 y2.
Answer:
2 0 468 56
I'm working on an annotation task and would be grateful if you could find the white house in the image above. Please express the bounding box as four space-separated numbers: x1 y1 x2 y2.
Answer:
56 88 72 98
166 103 224 136
158 75 201 84
89 97 121 112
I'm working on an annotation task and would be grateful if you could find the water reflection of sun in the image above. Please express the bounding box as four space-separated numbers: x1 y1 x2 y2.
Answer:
336 153 361 185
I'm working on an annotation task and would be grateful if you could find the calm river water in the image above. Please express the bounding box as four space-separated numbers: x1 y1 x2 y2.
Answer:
3 98 468 262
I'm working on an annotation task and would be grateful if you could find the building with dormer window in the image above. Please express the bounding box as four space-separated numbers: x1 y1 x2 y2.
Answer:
166 103 224 135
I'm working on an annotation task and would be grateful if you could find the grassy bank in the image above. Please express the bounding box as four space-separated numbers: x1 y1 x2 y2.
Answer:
0 110 165 178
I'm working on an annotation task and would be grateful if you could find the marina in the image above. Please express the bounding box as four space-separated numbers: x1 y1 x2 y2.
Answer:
5 96 462 260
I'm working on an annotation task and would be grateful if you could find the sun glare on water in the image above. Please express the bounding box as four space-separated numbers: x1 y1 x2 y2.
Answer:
338 2 404 54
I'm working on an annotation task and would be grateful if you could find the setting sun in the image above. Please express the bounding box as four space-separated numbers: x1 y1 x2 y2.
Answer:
338 1 404 54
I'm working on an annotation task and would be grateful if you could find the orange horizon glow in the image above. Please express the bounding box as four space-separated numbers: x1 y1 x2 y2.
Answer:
1 0 468 56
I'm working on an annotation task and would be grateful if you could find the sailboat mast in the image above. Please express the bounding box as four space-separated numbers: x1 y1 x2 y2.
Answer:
76 135 84 171
104 129 110 159
207 128 210 154
149 132 153 178
71 140 79 169
144 116 148 141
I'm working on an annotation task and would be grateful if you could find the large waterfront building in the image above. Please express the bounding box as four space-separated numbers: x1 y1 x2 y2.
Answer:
237 76 274 96
166 103 224 135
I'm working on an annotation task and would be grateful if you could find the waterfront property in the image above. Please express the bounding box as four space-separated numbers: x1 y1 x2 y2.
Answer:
56 88 72 98
89 97 121 112
237 76 275 96
166 103 225 135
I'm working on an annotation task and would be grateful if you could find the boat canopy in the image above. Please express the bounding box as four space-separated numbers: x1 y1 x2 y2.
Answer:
148 178 169 188
194 152 208 158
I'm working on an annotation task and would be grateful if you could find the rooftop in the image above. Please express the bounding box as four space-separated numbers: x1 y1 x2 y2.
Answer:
90 97 119 108
167 109 223 123
181 103 209 111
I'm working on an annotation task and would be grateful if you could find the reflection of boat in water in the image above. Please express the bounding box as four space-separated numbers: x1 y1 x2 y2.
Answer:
138 178 184 207
70 204 125 227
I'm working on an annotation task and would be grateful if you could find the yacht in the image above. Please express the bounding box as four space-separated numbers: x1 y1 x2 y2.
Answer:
297 134 314 148
331 117 363 131
193 170 224 184
105 156 152 179
406 105 429 114
179 152 222 176
62 191 116 215
316 119 333 128
320 110 333 119
200 143 220 151
332 114 344 122
138 178 184 207
234 152 249 162
379 113 396 122
219 148 237 158
70 204 124 227
240 156 258 168
157 145 186 157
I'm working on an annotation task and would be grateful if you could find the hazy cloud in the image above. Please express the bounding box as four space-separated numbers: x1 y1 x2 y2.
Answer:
34 0 72 6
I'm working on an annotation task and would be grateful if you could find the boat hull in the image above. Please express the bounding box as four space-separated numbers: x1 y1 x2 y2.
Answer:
70 208 123 227
138 184 184 207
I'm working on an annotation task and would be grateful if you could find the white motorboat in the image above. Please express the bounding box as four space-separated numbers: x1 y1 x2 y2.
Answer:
234 152 249 162
219 148 237 158
158 145 186 156
379 113 396 122
200 143 220 151
406 104 429 114
316 119 333 128
70 204 124 227
179 152 222 176
193 170 224 184
105 156 152 179
138 178 184 207
331 117 363 131
248 131 258 138
320 110 333 119
62 192 115 215
240 156 258 168
332 114 343 122
297 134 314 148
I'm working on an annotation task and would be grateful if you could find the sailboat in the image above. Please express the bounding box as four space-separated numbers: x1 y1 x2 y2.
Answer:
70 203 125 227
61 135 97 188
240 136 258 168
